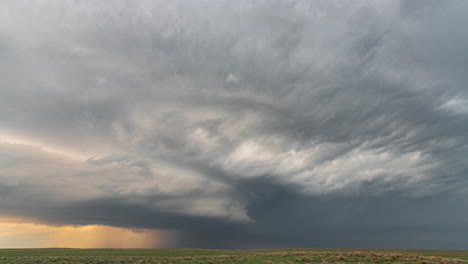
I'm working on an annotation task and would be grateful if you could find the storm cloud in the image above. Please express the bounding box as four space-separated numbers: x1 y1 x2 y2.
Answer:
0 0 467 249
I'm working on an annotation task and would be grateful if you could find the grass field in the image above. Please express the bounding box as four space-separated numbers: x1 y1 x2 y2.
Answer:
0 248 467 263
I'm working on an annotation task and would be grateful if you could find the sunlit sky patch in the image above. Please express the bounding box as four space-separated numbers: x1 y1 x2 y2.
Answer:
0 218 176 248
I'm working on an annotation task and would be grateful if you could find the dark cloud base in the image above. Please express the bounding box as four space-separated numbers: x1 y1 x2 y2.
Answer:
2 179 467 249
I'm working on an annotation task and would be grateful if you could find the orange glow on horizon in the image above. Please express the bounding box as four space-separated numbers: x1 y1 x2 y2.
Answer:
0 218 176 248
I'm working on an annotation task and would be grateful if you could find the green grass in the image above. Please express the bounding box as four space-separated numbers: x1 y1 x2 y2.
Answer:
0 248 467 263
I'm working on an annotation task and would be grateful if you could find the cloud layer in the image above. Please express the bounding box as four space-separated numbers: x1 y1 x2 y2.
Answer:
1 0 467 248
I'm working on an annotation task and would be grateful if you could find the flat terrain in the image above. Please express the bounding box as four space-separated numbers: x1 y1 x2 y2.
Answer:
0 248 467 263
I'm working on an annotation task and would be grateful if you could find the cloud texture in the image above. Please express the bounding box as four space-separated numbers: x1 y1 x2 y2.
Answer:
0 0 467 248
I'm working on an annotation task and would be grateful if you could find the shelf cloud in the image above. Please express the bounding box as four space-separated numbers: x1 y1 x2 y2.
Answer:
0 0 467 249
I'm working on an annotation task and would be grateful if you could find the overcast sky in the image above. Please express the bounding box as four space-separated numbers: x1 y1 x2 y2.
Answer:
0 0 467 249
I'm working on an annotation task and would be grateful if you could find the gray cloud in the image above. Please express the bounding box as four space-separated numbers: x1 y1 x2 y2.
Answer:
0 0 467 248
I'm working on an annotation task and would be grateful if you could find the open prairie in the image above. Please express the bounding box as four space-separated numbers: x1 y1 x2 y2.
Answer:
1 248 467 264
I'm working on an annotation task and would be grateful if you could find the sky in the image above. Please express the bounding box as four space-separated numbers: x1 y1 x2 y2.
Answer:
0 0 467 249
